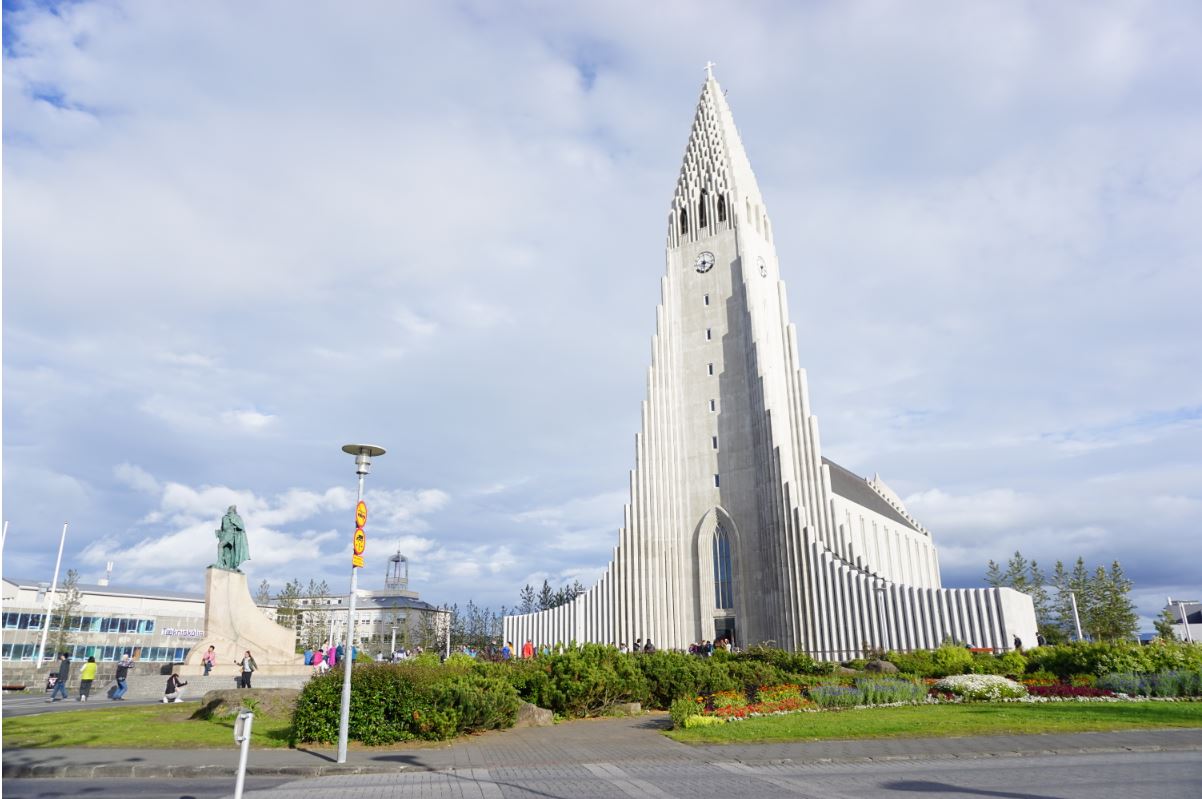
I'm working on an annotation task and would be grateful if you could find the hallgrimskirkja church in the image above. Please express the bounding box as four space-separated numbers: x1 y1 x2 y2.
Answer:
504 71 1037 658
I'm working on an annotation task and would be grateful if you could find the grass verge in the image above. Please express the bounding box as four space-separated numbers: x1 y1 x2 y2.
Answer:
3 703 294 749
666 702 1202 744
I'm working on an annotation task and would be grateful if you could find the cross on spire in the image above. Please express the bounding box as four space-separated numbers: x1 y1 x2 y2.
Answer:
704 61 716 80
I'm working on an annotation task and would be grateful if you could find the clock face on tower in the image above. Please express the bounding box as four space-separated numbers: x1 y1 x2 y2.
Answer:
758 256 767 277
695 251 716 273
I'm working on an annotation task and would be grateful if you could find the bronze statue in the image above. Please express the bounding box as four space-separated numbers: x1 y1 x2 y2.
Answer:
212 505 250 571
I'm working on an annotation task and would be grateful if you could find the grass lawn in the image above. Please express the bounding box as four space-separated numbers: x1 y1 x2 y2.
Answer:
666 701 1202 744
3 703 295 749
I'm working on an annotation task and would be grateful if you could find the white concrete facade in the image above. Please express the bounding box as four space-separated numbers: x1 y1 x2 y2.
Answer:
504 75 1036 659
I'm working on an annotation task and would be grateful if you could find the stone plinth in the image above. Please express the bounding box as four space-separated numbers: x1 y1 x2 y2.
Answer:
180 567 306 677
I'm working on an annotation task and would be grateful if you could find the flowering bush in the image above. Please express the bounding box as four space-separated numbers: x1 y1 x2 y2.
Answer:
710 690 750 710
809 684 862 708
1098 670 1202 698
1025 683 1115 699
756 684 804 704
856 677 926 705
930 674 1027 701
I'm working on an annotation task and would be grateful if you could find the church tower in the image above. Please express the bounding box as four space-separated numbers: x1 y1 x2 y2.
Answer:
505 71 1036 656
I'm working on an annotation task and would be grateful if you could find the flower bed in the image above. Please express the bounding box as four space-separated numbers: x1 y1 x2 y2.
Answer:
930 674 1027 701
1025 683 1115 699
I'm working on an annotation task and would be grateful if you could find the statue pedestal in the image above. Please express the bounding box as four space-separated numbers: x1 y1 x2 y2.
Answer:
180 567 307 676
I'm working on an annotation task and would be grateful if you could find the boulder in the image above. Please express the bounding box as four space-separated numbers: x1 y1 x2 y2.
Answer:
864 659 899 674
513 701 553 728
607 702 642 716
833 665 859 675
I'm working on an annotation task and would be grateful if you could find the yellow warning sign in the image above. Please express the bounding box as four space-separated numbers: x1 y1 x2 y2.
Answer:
355 501 368 529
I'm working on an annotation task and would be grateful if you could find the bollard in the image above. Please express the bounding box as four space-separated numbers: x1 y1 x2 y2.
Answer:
233 710 254 799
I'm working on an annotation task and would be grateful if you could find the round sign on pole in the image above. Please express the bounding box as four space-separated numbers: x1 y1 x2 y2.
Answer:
355 501 368 529
353 527 366 555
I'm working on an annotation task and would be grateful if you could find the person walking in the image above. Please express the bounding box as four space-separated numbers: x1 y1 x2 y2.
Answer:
112 653 133 700
163 672 187 703
77 656 97 701
202 645 217 676
312 646 325 674
236 650 257 688
47 653 71 702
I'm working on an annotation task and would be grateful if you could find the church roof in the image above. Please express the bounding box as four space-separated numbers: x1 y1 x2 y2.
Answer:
822 458 923 534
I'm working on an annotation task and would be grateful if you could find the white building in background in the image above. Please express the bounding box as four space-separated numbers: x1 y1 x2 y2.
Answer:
1165 599 1200 642
2 551 447 662
504 71 1037 659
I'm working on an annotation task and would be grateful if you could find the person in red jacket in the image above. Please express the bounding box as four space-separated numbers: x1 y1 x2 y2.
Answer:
521 640 534 659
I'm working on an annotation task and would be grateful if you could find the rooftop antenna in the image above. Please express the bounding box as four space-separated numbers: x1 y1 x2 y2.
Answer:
98 561 114 587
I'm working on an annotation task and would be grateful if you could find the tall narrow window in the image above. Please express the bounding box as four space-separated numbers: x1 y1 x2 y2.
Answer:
713 524 733 609
714 474 721 487
703 293 710 306
699 190 708 228
705 328 712 340
717 194 727 223
709 399 717 412
707 363 714 375
679 207 688 234
711 435 719 449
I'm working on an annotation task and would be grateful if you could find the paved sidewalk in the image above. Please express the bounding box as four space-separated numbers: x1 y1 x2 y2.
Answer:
4 714 1201 780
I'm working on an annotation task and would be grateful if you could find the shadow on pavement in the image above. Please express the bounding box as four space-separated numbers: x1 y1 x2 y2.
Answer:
884 780 1064 799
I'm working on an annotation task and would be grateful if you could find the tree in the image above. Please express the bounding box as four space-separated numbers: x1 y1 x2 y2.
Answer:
1088 561 1139 641
300 579 331 650
518 584 536 614
49 569 83 656
984 551 1053 636
255 580 272 606
1153 607 1180 641
274 578 304 647
536 580 555 612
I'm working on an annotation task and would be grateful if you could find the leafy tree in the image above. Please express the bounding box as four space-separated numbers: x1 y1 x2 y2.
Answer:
301 579 332 649
49 569 83 656
275 578 304 644
255 579 272 606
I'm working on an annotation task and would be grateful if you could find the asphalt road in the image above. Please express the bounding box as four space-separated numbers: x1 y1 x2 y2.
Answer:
3 692 168 718
2 776 291 799
223 750 1202 799
8 750 1192 799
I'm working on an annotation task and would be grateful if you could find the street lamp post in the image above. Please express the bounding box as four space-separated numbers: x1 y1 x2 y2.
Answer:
875 584 890 655
36 523 70 668
336 444 385 765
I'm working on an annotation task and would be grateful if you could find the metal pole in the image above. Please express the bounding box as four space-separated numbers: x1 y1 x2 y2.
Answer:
336 467 365 764
2 520 8 551
1069 591 1084 642
36 523 69 668
1178 601 1194 643
233 710 254 799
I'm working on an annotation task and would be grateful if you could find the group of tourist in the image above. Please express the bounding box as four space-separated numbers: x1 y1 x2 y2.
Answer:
686 638 733 656
303 644 341 674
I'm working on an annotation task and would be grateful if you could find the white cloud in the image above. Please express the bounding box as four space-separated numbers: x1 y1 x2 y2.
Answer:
4 0 1201 624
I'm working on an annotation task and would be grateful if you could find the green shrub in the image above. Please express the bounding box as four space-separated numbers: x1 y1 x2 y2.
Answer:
1098 670 1202 698
538 643 648 717
669 696 703 728
292 662 519 744
637 651 716 708
1024 642 1153 679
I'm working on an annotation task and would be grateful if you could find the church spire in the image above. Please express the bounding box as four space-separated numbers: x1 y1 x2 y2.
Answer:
669 66 769 248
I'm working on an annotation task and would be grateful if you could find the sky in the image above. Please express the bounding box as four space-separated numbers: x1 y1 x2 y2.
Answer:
3 0 1200 631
